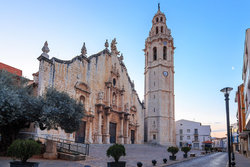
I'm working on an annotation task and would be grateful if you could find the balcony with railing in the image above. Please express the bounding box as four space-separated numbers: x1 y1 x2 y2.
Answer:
194 129 199 136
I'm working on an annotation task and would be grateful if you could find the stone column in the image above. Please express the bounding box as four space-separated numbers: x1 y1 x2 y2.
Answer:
104 112 110 144
43 140 57 159
121 89 124 111
124 118 129 144
119 114 124 144
108 86 111 107
97 111 102 144
88 117 93 143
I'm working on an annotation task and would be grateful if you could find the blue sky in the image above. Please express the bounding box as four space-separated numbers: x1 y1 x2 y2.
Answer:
0 0 249 137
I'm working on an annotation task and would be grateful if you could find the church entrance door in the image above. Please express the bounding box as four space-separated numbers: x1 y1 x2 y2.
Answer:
109 122 116 143
131 130 135 144
75 121 86 143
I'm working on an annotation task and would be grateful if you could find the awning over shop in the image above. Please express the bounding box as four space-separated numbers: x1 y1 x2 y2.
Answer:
202 140 213 144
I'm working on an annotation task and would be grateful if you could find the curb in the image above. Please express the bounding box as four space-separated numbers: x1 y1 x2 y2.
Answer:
159 152 216 167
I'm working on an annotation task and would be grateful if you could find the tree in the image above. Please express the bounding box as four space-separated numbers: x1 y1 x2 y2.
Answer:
0 70 84 154
0 70 42 153
39 88 84 133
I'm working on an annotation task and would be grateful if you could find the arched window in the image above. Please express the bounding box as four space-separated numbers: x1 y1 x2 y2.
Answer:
160 17 163 22
156 17 158 22
80 96 85 107
161 26 163 33
113 78 116 86
163 46 167 60
153 47 157 61
156 26 158 34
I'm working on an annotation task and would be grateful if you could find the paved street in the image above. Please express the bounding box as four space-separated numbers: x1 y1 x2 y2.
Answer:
0 144 203 167
168 152 227 167
5 144 250 167
85 144 203 167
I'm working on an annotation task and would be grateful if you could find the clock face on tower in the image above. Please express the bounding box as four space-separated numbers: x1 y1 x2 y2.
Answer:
163 71 168 77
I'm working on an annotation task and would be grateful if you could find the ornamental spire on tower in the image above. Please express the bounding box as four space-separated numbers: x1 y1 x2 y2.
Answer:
158 3 160 11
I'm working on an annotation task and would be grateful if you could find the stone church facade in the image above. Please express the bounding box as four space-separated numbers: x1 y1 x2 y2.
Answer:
35 39 144 144
34 5 175 146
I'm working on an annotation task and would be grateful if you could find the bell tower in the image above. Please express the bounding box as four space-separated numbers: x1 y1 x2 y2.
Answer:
144 4 176 146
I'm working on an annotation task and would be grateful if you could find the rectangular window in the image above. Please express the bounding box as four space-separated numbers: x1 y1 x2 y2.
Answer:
180 136 183 140
180 129 183 134
193 143 199 148
187 136 190 140
194 129 198 134
187 129 190 133
179 142 183 147
194 136 198 141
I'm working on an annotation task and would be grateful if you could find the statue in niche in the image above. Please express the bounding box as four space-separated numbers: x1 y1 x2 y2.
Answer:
97 91 104 100
112 93 116 105
125 103 129 111
111 38 120 55
112 63 117 72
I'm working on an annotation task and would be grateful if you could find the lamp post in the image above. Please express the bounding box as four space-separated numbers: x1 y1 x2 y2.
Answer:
230 126 236 166
221 87 233 167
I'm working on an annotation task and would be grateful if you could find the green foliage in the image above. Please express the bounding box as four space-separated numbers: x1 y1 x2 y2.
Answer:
106 144 126 163
0 70 84 153
40 88 84 133
167 146 179 156
0 70 42 153
181 147 191 154
7 139 41 163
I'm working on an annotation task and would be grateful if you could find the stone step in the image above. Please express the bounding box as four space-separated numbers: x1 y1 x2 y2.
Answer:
58 152 86 161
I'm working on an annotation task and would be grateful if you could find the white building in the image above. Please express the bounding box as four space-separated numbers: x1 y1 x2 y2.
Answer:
212 137 227 151
176 119 211 150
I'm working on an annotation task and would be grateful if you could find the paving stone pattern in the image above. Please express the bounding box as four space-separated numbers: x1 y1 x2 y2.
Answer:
0 144 204 167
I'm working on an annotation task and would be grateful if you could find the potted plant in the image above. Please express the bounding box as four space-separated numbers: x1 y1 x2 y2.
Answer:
7 139 41 167
163 158 167 163
167 146 179 160
152 160 157 166
205 146 209 154
107 144 126 167
137 162 143 167
181 147 191 158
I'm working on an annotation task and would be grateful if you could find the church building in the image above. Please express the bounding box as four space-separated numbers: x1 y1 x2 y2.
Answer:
35 39 144 144
34 5 175 146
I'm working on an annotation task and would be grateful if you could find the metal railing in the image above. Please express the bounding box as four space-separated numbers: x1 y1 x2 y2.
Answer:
18 132 89 155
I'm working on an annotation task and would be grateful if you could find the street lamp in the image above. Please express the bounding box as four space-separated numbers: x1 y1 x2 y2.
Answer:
220 87 233 167
230 126 236 166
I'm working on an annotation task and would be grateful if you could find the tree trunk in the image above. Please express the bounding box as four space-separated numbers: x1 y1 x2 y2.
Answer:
0 126 19 154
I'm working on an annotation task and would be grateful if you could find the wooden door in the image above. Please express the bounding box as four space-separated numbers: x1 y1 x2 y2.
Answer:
131 130 135 144
75 121 86 143
109 122 117 143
